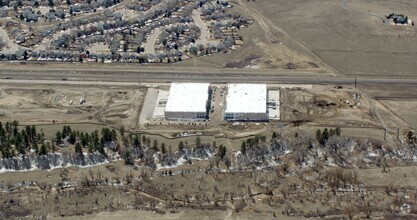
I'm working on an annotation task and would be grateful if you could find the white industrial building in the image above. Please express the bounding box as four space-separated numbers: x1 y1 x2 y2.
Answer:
224 84 268 121
165 83 210 120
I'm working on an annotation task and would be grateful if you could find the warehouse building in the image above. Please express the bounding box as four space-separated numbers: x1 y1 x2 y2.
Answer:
224 84 268 121
165 83 211 120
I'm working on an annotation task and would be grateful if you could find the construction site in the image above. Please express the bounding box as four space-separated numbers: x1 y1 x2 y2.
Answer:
0 81 412 147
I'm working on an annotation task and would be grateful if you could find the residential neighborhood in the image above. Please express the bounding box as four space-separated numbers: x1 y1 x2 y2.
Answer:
0 0 252 63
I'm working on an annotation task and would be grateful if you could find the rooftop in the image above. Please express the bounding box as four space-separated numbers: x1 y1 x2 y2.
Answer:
165 83 210 113
225 84 267 114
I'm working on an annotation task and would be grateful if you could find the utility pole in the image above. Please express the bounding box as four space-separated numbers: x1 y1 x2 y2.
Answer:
384 128 387 140
355 76 357 88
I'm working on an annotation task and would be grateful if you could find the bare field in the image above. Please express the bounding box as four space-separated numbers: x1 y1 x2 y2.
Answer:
355 84 417 129
0 84 145 129
242 0 417 76
359 84 417 100
381 100 417 129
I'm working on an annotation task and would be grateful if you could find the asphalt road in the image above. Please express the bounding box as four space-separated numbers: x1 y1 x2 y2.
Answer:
1 69 417 86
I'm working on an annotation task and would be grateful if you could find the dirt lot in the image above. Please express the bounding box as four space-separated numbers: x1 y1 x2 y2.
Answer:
281 85 381 128
279 84 414 144
241 0 417 76
0 84 145 129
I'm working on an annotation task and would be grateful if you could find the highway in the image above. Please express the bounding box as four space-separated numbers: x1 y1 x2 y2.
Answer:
1 69 417 86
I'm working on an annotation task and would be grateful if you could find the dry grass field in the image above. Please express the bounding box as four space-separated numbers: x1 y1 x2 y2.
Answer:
240 0 417 76
358 84 417 129
381 101 417 129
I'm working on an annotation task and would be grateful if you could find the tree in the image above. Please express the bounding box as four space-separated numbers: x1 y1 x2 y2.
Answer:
0 0 4 7
329 128 335 136
407 131 414 143
322 128 329 144
66 0 71 5
12 124 18 137
88 144 94 153
335 127 342 136
80 133 87 147
218 145 226 159
195 136 201 147
241 141 246 155
62 126 67 138
153 140 159 151
272 131 278 140
48 0 54 7
75 142 83 155
31 125 36 141
133 134 140 148
39 144 48 155
178 141 184 152
123 148 133 165
55 131 62 145
161 143 166 154
69 131 76 144
1 143 12 158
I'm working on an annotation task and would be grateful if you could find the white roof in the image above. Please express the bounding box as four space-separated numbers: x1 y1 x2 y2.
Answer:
153 90 169 118
225 84 267 113
165 83 210 112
